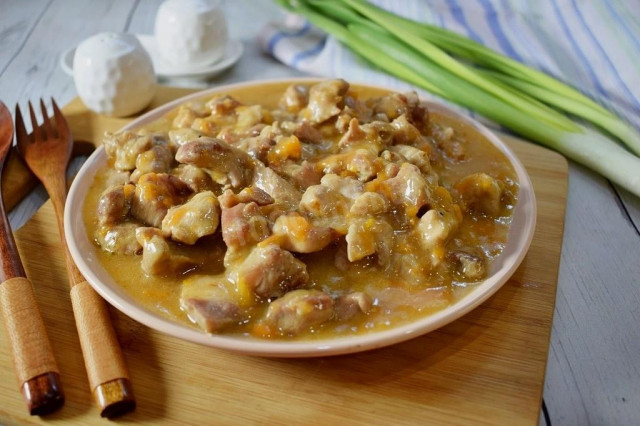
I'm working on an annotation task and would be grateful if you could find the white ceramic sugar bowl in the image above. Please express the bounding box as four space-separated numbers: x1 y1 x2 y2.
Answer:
154 0 228 67
73 32 156 117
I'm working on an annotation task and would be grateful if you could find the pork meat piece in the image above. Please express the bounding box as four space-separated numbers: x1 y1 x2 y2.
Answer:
390 114 422 145
205 94 241 116
135 227 193 276
306 79 349 124
349 192 389 217
388 144 432 174
293 121 323 144
275 160 323 191
162 191 220 245
134 144 174 176
131 173 192 228
454 173 503 216
168 128 201 149
334 292 373 321
270 212 336 253
180 275 243 332
347 149 379 181
380 163 430 217
370 92 417 121
175 137 255 188
263 289 334 335
218 186 274 209
231 244 309 299
95 222 141 255
345 217 394 265
279 84 309 113
103 132 152 171
172 104 208 128
220 202 271 251
321 174 364 200
171 164 215 192
234 135 274 163
252 161 302 209
417 208 461 266
97 183 135 226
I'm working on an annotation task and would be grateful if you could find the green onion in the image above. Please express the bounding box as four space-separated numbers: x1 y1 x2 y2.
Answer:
274 0 640 197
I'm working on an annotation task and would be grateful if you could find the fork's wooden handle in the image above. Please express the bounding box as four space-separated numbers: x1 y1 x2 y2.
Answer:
0 277 64 415
69 280 135 418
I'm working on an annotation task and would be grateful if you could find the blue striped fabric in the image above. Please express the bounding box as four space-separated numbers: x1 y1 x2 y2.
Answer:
258 0 640 132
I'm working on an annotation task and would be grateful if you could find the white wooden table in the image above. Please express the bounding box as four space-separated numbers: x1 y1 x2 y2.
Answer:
1 1 639 424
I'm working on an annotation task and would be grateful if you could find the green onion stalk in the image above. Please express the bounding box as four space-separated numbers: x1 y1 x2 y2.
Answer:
274 0 640 197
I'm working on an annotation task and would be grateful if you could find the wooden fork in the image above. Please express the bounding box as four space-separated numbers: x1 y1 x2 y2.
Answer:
15 99 136 418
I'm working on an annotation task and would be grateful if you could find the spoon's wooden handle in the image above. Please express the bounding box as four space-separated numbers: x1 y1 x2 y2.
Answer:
69 280 135 418
0 276 64 415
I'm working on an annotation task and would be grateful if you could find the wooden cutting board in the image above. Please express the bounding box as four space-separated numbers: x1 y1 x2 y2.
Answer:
0 87 568 425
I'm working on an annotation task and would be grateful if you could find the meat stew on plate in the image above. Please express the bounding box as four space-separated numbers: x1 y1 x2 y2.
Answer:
84 79 518 340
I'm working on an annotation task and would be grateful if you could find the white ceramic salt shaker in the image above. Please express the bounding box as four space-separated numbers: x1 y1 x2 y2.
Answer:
73 32 156 117
154 0 228 68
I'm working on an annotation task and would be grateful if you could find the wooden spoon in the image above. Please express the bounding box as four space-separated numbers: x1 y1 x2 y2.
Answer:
0 101 64 415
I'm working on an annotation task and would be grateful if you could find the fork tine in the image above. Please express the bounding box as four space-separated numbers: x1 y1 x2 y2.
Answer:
14 104 29 146
51 98 70 138
27 101 41 143
40 99 55 139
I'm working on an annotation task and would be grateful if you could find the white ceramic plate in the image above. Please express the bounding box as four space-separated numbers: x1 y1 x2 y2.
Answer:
61 34 243 80
65 79 537 357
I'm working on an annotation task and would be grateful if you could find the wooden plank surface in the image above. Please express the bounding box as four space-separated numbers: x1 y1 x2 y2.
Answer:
1 1 640 424
0 126 568 425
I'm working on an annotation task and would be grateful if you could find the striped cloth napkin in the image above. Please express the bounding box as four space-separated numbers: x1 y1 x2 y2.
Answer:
259 0 640 132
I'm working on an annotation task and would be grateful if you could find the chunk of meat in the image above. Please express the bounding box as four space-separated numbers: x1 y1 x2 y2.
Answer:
205 95 241 116
274 160 323 191
380 163 430 217
220 202 271 251
305 79 349 124
181 276 242 332
135 144 174 175
171 164 215 192
454 173 503 216
236 105 269 130
269 213 336 253
234 135 274 163
168 128 201 149
232 244 309 299
448 250 486 280
321 174 364 200
103 132 153 171
417 209 461 266
135 227 192 276
95 222 141 255
349 192 389 217
252 161 302 209
97 184 135 226
389 144 431 174
263 289 334 335
293 121 323 143
131 173 192 227
172 104 207 128
390 114 422 145
175 137 255 188
218 187 274 209
370 92 416 121
334 292 373 321
345 217 394 265
347 149 379 181
162 191 220 244
279 84 309 113
299 184 350 221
